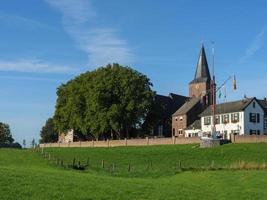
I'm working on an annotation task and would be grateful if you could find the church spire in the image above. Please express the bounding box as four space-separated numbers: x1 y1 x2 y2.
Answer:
192 44 211 83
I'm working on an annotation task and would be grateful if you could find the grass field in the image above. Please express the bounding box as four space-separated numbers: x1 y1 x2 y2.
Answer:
1 144 267 199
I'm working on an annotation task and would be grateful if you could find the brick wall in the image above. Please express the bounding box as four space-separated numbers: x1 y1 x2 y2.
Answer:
39 137 201 148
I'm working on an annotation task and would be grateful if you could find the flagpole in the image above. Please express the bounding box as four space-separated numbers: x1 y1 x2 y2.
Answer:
211 44 216 137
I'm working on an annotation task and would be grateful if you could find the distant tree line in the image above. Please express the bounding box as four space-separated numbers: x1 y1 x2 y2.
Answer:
0 122 21 148
40 63 160 142
0 122 14 144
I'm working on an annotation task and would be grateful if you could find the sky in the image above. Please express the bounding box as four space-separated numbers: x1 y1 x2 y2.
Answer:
0 0 267 144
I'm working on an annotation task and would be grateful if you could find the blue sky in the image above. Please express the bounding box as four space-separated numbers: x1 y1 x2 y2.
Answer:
0 0 267 144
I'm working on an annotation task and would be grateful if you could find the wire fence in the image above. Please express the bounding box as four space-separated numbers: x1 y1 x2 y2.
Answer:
35 147 267 177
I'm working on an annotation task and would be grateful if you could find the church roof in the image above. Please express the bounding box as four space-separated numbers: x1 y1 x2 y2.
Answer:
155 93 189 118
185 119 201 130
190 45 211 84
172 97 200 116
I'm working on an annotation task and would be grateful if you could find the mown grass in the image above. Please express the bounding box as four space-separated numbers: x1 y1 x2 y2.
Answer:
1 144 267 199
44 143 267 177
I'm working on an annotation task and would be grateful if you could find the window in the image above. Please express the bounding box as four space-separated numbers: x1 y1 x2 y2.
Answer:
250 113 257 123
222 114 229 124
257 130 260 135
253 102 256 108
231 113 239 123
204 117 211 125
172 128 175 136
175 117 178 121
250 130 257 135
264 119 267 129
215 115 220 124
249 113 260 123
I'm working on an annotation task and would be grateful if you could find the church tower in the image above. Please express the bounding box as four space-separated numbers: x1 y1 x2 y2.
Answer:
189 44 211 104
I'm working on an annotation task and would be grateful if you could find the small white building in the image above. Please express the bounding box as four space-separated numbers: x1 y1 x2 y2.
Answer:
184 119 202 137
200 98 265 139
58 129 74 143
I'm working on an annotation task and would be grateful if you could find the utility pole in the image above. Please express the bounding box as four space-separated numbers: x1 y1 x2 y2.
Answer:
211 44 216 137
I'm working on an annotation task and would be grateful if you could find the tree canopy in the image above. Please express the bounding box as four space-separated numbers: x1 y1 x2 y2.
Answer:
0 122 14 144
53 63 155 139
40 118 58 143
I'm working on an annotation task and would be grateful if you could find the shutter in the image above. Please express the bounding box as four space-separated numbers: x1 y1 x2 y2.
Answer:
257 114 260 123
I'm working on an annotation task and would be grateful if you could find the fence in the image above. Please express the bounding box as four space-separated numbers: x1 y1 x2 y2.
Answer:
231 134 267 143
39 136 201 148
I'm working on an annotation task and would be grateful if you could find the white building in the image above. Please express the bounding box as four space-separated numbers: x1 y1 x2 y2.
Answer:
58 129 74 143
259 99 267 134
200 98 266 139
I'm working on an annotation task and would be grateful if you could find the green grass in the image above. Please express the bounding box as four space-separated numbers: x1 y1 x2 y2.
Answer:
44 143 267 177
1 144 267 199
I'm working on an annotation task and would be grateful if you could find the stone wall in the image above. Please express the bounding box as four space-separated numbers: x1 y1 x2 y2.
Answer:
40 137 201 148
231 134 267 143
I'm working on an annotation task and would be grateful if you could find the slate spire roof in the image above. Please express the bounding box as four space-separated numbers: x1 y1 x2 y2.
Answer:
190 44 211 84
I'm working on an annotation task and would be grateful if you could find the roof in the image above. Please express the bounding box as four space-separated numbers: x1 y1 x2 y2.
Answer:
200 98 255 117
172 97 200 116
155 93 188 118
190 45 211 84
186 119 201 130
258 99 267 115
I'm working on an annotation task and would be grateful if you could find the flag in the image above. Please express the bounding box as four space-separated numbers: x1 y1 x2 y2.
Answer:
218 89 222 98
224 86 227 99
233 75 237 90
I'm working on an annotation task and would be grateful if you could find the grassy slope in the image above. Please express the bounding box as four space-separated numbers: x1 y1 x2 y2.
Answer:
45 143 267 177
1 144 267 199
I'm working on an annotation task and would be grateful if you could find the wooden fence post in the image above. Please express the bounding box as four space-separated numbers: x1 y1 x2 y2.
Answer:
101 160 105 169
112 163 115 172
73 158 76 167
146 137 149 146
125 138 127 147
87 158 89 167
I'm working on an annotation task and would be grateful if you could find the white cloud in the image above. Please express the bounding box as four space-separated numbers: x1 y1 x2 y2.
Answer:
0 59 76 73
240 29 265 63
45 0 134 67
0 12 56 31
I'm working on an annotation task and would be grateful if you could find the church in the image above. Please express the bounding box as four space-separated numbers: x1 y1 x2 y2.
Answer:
154 44 267 138
150 44 212 137
171 44 212 137
58 44 267 142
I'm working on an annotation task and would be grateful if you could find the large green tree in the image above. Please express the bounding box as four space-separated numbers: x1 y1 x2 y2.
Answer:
54 63 155 139
0 122 14 144
40 118 58 143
